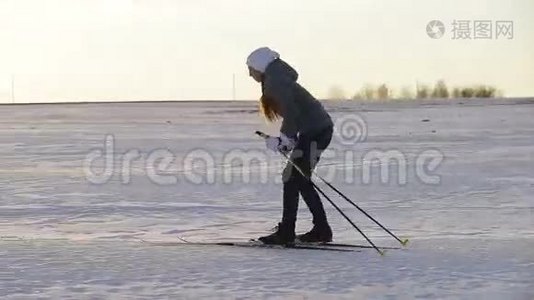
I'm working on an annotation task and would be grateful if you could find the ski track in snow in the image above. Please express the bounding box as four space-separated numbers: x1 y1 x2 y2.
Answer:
0 99 533 299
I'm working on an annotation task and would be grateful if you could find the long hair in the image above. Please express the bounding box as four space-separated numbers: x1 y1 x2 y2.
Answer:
259 94 281 122
259 78 281 122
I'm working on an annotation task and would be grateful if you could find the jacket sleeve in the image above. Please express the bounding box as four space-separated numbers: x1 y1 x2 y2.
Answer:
263 78 300 138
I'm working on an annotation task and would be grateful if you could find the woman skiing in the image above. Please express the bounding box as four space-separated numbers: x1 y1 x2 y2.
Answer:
246 47 334 245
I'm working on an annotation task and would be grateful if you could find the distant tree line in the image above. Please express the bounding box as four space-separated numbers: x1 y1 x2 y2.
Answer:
327 80 502 100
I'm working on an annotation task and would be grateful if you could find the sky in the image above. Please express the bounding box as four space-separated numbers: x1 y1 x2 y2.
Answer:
0 0 533 103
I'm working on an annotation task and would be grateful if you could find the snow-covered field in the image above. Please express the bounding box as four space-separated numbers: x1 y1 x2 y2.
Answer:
1 99 533 299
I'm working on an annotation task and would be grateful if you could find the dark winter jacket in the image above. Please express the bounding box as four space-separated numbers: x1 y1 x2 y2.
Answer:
262 59 333 138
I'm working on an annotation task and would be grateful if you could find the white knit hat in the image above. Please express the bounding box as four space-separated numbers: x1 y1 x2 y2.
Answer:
246 47 280 73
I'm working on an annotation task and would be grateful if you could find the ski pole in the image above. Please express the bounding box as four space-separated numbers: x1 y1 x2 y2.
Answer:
255 131 384 255
255 130 408 247
313 173 408 246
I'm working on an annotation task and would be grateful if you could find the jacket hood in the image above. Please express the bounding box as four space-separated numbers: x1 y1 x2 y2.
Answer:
264 59 299 83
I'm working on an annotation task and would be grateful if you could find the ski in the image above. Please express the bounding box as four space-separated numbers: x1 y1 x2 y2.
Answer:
222 241 358 252
249 239 400 250
141 240 359 252
310 242 400 250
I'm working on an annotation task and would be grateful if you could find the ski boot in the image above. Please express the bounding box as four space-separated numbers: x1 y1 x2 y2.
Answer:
297 223 333 243
258 222 295 245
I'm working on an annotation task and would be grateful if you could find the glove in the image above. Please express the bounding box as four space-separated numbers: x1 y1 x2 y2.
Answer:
265 133 297 153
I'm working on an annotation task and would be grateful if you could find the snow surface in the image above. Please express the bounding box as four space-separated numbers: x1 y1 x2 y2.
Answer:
0 99 533 299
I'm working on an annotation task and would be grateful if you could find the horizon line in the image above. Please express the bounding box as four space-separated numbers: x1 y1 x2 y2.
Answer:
1 97 534 107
